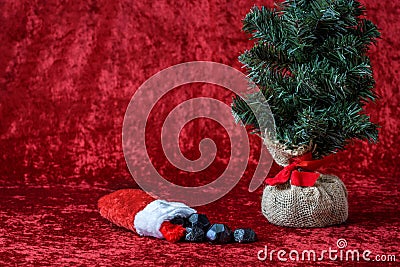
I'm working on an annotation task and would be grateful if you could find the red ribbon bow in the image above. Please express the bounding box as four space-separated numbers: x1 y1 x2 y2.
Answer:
265 152 331 187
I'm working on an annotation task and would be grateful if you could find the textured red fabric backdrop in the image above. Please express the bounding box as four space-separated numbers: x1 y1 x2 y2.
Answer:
1 0 399 266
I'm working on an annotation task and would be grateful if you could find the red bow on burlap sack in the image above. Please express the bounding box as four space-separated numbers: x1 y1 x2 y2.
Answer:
265 152 332 187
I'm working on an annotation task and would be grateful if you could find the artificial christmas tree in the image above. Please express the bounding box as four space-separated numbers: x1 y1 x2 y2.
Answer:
232 0 380 227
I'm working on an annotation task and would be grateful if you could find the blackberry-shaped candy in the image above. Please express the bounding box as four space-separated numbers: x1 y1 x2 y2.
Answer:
233 228 257 243
206 224 232 244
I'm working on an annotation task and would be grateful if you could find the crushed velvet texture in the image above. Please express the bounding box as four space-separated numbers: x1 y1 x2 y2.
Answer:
0 0 399 265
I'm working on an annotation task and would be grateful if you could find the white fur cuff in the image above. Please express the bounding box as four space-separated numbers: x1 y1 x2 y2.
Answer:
133 199 196 238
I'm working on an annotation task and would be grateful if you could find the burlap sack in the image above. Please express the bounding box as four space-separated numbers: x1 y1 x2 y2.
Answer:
261 132 348 227
261 174 348 227
262 131 313 167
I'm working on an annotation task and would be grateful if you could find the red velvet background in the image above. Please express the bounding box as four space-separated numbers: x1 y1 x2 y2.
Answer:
0 0 399 265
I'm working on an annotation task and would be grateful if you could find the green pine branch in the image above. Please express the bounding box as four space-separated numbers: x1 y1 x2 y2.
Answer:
232 0 380 158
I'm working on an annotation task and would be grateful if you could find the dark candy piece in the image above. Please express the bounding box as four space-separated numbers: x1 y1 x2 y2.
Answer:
233 228 257 243
185 227 205 242
170 216 188 227
206 224 232 244
187 213 210 230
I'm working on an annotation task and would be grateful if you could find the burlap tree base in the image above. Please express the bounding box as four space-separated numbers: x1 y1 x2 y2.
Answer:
261 134 348 228
261 174 348 228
